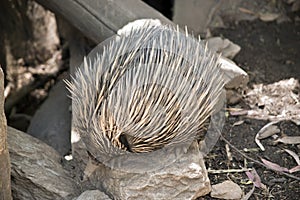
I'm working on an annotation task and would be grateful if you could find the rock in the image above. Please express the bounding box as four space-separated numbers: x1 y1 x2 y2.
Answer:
87 142 211 200
27 80 71 156
205 37 248 89
7 127 79 200
211 180 243 199
219 57 249 89
206 37 241 59
173 0 218 34
74 190 111 200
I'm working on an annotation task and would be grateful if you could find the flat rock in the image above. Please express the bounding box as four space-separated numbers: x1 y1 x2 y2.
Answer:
87 142 211 200
173 0 218 34
206 37 241 59
211 180 243 199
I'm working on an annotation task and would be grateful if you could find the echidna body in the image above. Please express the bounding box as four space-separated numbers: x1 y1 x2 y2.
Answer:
66 23 224 161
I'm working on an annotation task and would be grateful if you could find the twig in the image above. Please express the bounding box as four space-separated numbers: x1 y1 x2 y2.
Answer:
208 168 252 174
219 132 300 181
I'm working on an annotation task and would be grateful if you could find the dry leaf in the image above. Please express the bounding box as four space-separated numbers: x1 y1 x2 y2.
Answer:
275 136 300 144
255 137 265 151
259 13 280 21
256 122 280 140
255 121 280 151
238 7 255 15
245 168 262 188
233 120 244 126
230 109 249 116
289 165 300 173
284 149 300 165
292 118 300 125
261 158 289 172
244 78 300 122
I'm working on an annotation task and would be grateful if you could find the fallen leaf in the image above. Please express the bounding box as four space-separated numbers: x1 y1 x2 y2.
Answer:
256 122 280 140
243 148 260 152
255 121 280 151
244 78 300 123
233 120 244 126
245 168 262 188
275 136 300 144
238 7 255 15
289 165 300 173
259 13 280 22
261 158 289 172
284 149 300 165
230 109 249 116
255 136 265 151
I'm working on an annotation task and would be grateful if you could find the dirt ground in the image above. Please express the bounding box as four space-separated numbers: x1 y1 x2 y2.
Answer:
201 19 300 199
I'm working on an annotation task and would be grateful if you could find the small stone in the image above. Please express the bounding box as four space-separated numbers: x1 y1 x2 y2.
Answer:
74 190 111 200
211 180 243 199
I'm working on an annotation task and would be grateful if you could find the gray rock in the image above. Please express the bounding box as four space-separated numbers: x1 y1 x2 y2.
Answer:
74 190 111 200
206 37 241 59
87 142 211 200
27 80 71 156
173 0 219 35
211 180 243 199
7 127 79 200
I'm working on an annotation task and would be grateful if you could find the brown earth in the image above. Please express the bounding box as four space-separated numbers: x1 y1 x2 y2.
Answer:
201 18 300 200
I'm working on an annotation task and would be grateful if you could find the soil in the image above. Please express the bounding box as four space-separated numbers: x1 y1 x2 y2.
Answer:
200 19 300 199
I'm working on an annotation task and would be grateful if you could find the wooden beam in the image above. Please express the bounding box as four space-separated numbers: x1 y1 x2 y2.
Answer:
35 0 173 43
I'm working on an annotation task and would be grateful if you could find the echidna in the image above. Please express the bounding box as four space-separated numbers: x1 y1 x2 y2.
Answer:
66 22 224 164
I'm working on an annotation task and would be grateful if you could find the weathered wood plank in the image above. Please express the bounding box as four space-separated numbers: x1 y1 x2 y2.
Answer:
35 0 248 88
35 0 172 43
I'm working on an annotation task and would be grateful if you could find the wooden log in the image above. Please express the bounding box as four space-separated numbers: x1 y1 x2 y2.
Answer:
35 0 172 43
0 68 12 200
35 0 248 89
